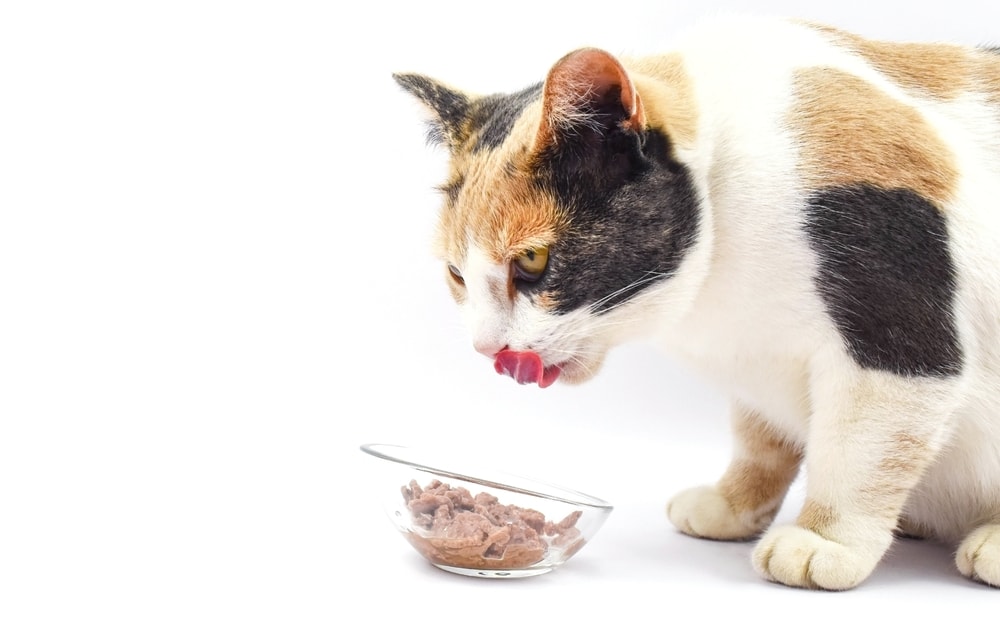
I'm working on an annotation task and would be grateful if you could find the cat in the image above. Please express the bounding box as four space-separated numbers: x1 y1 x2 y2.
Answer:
392 15 1000 590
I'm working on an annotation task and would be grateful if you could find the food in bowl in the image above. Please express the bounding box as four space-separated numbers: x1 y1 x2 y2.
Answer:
360 443 613 578
402 478 585 570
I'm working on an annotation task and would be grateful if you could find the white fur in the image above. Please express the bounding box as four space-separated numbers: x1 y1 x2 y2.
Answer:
658 18 1000 588
458 16 1000 589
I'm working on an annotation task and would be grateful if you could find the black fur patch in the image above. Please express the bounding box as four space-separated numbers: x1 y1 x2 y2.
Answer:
469 83 543 152
392 73 471 146
436 174 465 204
803 184 962 377
528 126 700 314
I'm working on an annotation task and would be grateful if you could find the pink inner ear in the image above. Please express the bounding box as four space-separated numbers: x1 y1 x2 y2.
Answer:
536 47 645 149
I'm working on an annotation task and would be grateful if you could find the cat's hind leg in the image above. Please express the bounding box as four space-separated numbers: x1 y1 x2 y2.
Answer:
957 523 1000 587
667 403 802 541
752 370 959 590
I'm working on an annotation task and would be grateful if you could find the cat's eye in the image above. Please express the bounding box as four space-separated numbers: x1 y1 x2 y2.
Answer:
513 246 549 282
447 264 465 285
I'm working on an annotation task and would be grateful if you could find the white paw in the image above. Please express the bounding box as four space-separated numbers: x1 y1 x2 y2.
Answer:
956 524 1000 587
667 485 762 541
752 525 877 590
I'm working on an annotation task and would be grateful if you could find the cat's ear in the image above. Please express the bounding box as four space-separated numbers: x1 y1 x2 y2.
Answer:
392 73 472 149
534 48 645 151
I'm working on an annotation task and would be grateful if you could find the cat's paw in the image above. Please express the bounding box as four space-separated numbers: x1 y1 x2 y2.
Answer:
956 524 1000 587
667 485 762 541
752 525 877 590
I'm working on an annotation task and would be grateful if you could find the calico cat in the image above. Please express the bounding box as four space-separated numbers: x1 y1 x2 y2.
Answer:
392 15 1000 590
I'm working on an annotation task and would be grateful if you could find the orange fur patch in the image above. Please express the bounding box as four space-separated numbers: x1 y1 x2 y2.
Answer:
719 408 802 518
482 176 564 263
807 22 1000 104
790 67 958 208
854 40 973 100
626 53 699 148
434 144 566 305
533 291 559 311
858 432 935 522
975 52 1000 107
816 24 973 99
798 498 838 534
878 432 930 478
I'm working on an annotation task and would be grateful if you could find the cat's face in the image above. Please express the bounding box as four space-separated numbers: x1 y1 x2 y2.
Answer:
395 49 701 387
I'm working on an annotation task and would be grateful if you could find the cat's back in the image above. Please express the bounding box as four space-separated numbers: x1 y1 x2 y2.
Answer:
650 15 1000 165
648 17 1000 422
660 15 1000 106
653 15 1000 278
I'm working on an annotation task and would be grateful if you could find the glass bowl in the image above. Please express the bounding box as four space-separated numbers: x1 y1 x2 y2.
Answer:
359 443 614 578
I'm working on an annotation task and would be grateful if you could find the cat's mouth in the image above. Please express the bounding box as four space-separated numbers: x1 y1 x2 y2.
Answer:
493 349 562 388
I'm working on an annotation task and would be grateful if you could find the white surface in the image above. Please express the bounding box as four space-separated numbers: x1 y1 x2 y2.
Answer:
2 1 998 626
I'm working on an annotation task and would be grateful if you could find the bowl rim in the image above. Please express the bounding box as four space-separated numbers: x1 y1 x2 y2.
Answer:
360 443 614 511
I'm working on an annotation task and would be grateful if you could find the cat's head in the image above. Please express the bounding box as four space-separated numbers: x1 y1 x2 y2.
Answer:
395 49 703 387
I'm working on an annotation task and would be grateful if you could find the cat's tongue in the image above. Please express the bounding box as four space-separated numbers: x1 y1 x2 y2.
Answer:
494 350 560 388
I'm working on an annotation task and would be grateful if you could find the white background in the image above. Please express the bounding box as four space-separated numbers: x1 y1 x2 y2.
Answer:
2 1 998 626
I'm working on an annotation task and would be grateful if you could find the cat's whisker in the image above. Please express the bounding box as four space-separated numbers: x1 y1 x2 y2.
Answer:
587 271 670 314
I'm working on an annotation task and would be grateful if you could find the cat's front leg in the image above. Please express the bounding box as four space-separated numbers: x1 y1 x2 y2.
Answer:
667 403 802 541
957 523 1000 586
752 371 957 590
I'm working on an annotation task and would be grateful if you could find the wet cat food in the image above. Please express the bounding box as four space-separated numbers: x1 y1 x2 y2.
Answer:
401 479 584 570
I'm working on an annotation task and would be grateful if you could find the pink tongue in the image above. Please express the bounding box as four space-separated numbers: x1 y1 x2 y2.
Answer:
494 350 561 388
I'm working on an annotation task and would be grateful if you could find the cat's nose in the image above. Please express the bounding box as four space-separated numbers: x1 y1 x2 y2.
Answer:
473 340 507 359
